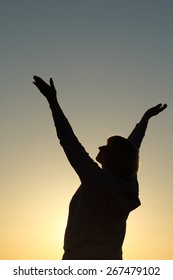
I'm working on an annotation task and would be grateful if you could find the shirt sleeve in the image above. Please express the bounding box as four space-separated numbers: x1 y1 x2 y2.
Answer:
127 121 148 149
50 101 101 183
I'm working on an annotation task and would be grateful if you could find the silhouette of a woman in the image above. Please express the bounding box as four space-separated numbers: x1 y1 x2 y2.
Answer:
33 75 167 260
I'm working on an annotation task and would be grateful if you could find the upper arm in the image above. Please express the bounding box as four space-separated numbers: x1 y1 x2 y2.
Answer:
61 138 101 183
50 102 101 183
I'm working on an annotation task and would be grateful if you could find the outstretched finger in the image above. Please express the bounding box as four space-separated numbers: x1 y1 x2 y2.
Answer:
33 75 45 84
50 78 56 93
155 103 162 108
50 78 54 87
33 75 40 83
159 104 167 111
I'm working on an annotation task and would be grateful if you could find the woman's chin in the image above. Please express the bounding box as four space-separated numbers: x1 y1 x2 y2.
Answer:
96 154 101 163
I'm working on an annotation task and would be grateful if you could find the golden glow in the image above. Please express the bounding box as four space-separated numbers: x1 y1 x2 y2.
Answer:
1 0 173 261
1 166 172 260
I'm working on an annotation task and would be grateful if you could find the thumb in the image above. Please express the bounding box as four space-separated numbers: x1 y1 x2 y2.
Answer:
50 78 56 92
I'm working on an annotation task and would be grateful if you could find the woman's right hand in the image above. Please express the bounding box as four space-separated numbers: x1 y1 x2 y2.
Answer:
33 76 57 103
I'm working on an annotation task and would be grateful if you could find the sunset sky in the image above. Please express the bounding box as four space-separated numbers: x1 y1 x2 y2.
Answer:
0 0 173 260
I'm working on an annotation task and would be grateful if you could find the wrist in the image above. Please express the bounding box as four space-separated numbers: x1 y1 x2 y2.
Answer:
141 114 150 124
48 97 59 109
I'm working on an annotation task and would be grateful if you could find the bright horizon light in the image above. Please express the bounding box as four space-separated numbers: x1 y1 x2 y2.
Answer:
0 0 173 260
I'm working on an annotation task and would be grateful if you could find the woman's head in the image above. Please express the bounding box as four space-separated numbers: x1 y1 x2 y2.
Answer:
96 136 139 179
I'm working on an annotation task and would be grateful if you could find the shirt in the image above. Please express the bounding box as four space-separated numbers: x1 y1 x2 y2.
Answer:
50 102 147 260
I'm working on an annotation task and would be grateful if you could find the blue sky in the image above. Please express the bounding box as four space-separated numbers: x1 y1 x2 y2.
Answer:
0 0 173 259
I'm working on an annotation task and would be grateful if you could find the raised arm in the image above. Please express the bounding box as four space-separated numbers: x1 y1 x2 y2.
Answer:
33 76 100 182
128 104 167 149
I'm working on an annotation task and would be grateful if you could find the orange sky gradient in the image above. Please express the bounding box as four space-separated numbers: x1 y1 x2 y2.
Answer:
1 0 173 260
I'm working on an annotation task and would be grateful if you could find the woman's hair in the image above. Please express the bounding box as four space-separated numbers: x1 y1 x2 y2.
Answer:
107 136 139 179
